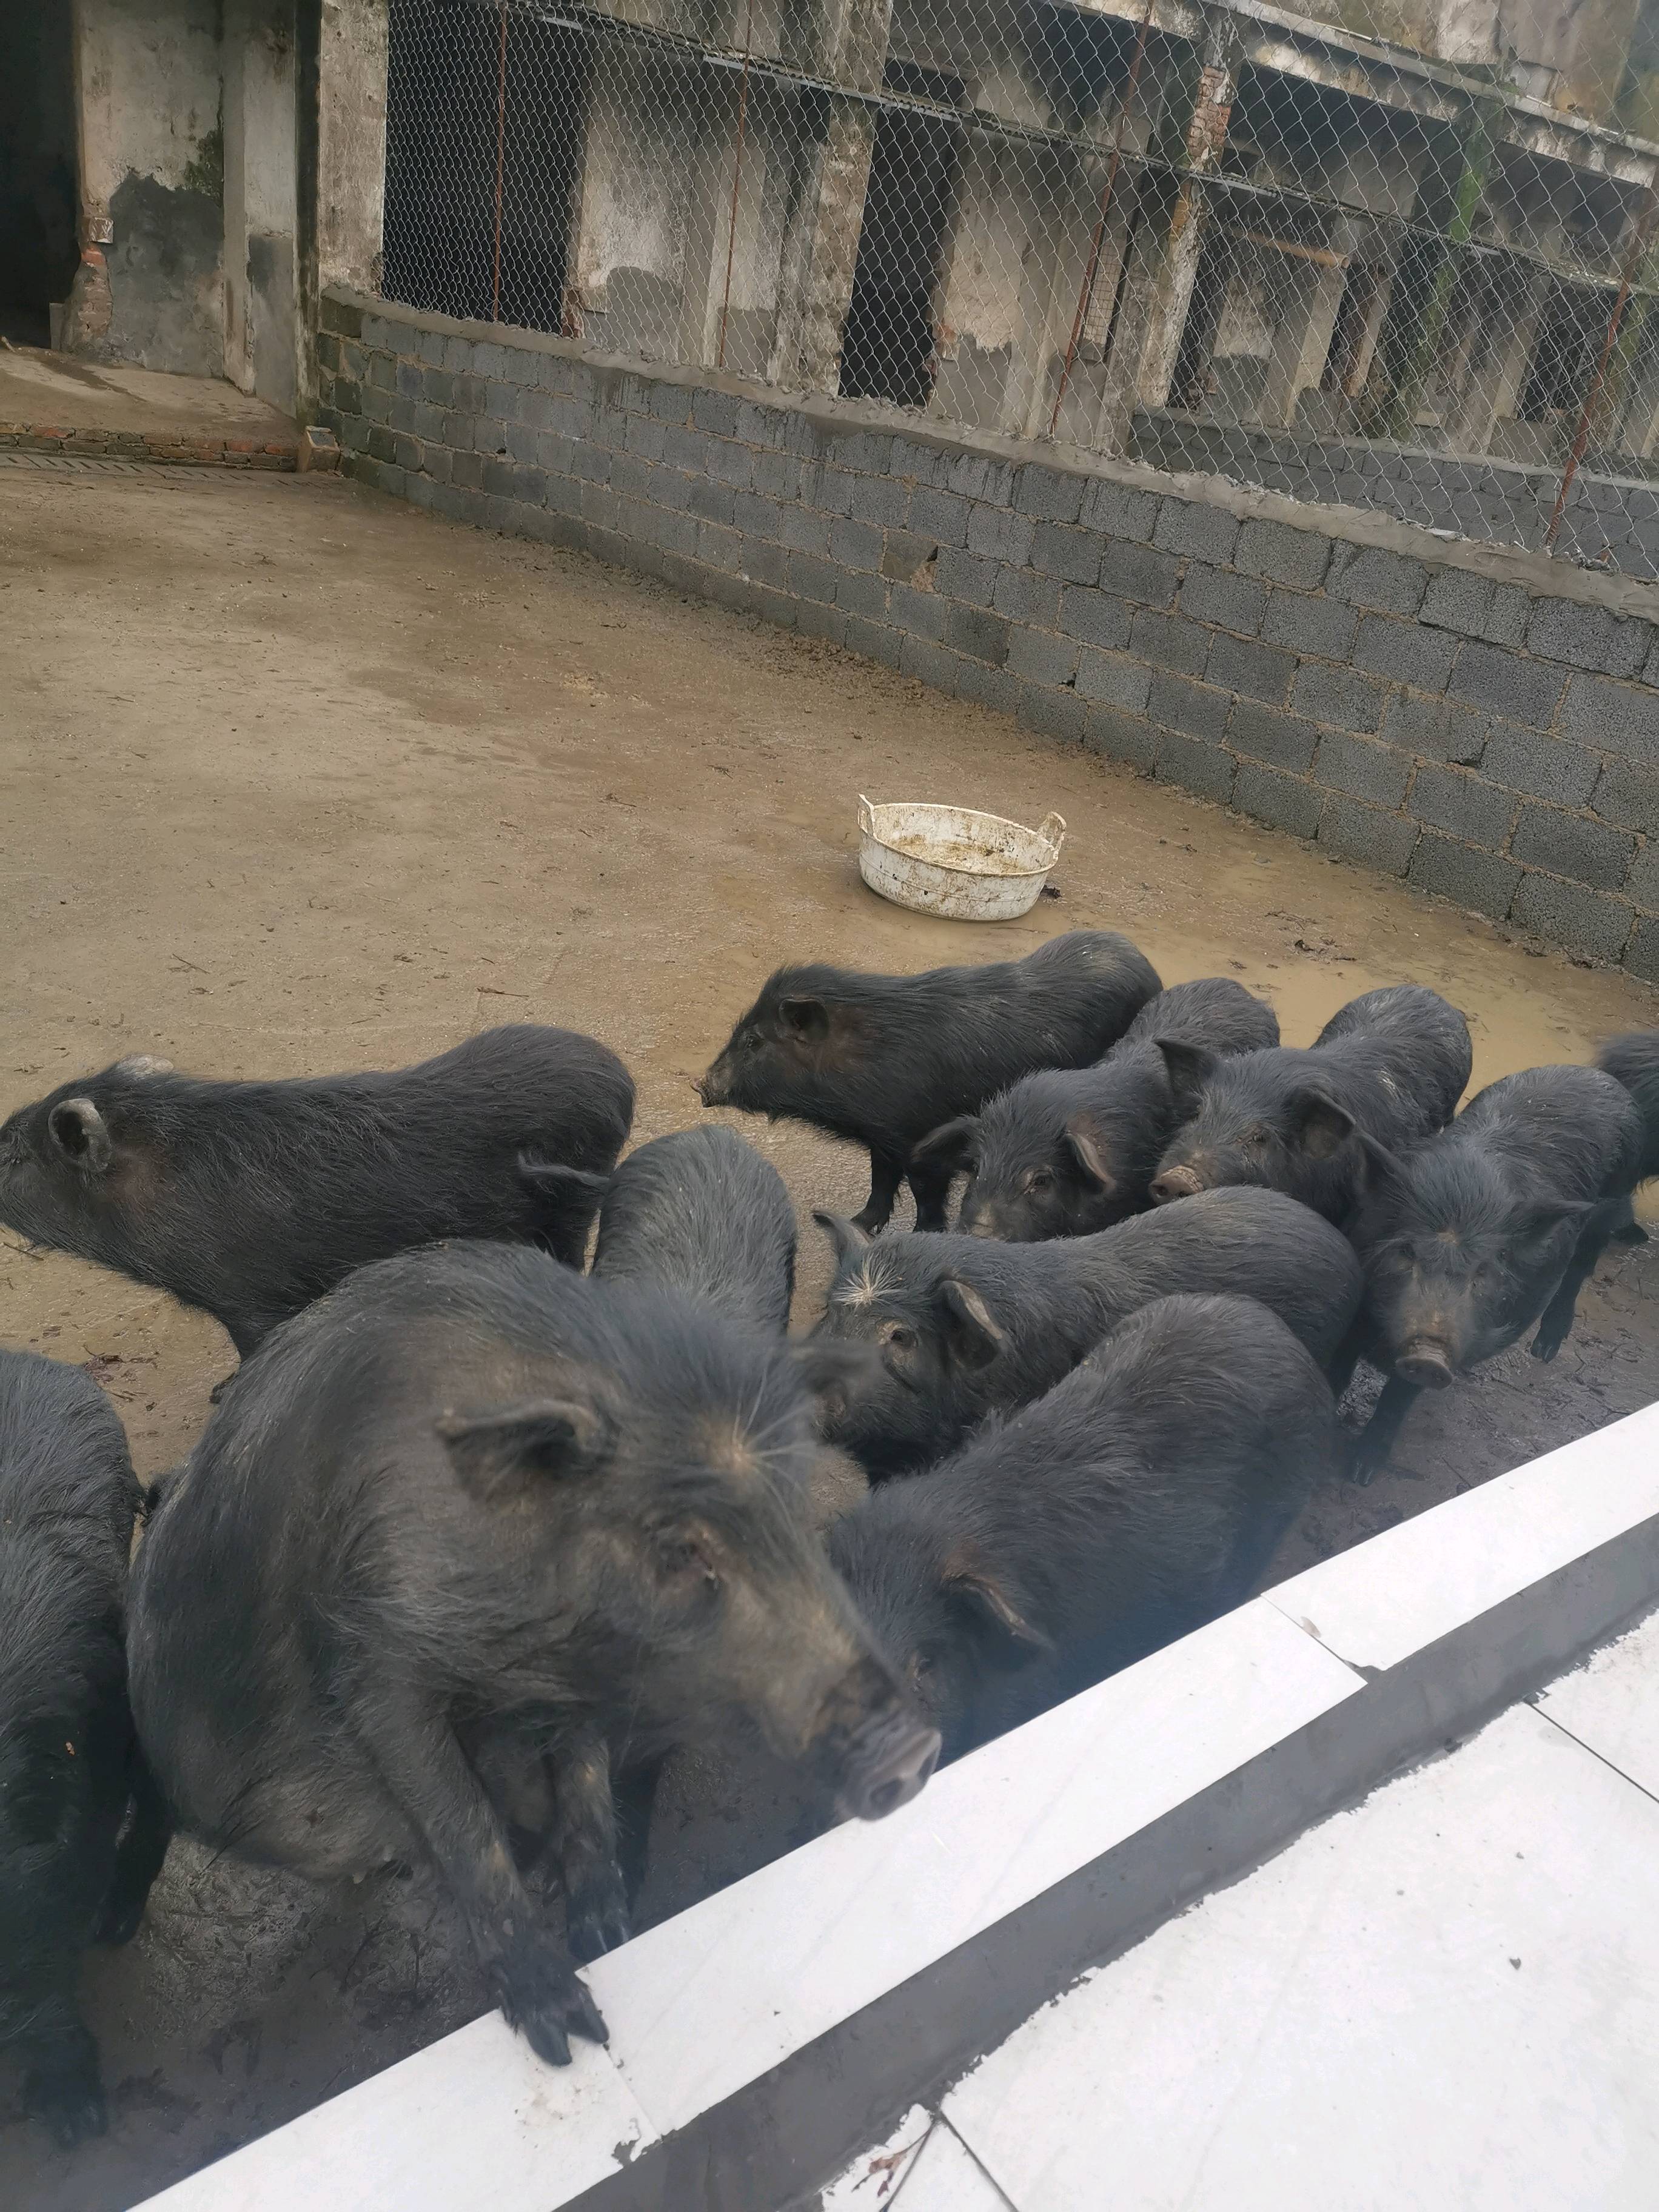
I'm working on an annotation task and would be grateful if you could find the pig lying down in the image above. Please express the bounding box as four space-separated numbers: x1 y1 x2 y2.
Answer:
0 1026 634 1357
127 1242 937 2065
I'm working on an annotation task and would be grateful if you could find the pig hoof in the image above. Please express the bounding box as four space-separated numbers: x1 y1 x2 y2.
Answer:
566 1889 632 1963
1530 1332 1563 1364
490 1947 608 2066
1345 1439 1382 1486
33 2071 108 2148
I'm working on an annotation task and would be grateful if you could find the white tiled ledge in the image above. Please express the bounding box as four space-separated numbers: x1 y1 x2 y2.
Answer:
138 1403 1659 2212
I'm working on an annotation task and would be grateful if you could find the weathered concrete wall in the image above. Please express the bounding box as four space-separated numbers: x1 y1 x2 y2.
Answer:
317 284 1659 981
70 0 225 376
224 0 299 416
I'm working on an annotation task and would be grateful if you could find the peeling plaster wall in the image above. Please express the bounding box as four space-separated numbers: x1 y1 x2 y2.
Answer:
224 0 299 415
72 0 225 375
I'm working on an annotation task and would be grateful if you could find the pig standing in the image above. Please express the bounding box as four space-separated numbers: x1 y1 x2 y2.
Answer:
548 1125 797 1336
1598 1030 1659 1239
811 1184 1361 1476
0 1027 635 1356
1150 984 1470 1224
1 1351 169 2144
127 1245 937 2060
1347 1065 1644 1478
697 931 1161 1234
916 976 1278 1241
830 1294 1336 1755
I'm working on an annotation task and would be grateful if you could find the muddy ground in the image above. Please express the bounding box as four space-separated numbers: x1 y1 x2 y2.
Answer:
2 455 1657 2210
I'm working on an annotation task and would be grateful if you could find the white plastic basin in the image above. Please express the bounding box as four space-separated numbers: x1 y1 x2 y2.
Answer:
856 795 1066 921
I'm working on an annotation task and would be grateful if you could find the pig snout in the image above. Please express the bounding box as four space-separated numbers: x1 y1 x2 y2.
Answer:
809 1653 940 1818
1150 1164 1205 1204
695 1065 728 1108
837 1706 941 1821
1396 1338 1457 1389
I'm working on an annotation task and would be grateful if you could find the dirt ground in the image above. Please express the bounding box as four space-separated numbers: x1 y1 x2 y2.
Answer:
3 453 1657 2209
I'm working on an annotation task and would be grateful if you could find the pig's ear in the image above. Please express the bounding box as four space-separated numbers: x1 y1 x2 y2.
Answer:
1287 1089 1355 1160
911 1115 978 1171
1155 1041 1218 1118
943 1548 1051 1669
812 1208 871 1262
1516 1199 1592 1252
47 1099 113 1175
779 996 830 1045
937 1278 1004 1370
436 1396 612 1503
1064 1114 1116 1193
1354 1131 1407 1194
518 1157 612 1199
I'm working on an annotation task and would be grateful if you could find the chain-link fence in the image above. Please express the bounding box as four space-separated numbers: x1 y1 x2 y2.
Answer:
383 0 1659 578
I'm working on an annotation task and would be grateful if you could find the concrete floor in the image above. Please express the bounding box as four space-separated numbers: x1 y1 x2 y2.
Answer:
0 350 293 438
2 455 1658 2208
926 1618 1659 2212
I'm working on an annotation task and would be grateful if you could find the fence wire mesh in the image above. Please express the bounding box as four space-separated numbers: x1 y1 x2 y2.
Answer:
383 0 1659 578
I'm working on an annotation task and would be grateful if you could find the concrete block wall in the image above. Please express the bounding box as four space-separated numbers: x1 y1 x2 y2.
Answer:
1130 412 1659 585
317 287 1659 984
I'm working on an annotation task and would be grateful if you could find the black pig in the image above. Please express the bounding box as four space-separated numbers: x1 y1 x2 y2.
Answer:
1 1351 170 2145
1150 984 1470 1224
1598 1030 1659 1235
829 1295 1336 1755
698 931 1161 1234
1347 1065 1644 1478
127 1245 937 2063
0 1027 634 1356
811 1184 1361 1476
918 976 1278 1242
546 1125 797 1336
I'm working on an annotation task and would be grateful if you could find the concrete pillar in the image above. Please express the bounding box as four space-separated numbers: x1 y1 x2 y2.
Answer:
1091 21 1242 454
1256 226 1353 430
315 0 387 296
1361 98 1501 442
224 0 300 415
767 0 893 390
1447 259 1547 454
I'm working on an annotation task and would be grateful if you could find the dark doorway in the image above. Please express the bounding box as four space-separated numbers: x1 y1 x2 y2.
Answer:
839 64 964 409
1518 281 1604 423
0 0 78 347
384 0 588 333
